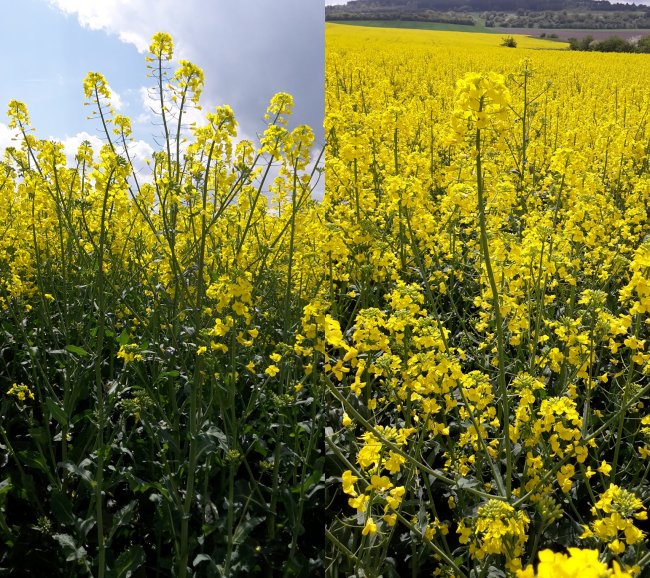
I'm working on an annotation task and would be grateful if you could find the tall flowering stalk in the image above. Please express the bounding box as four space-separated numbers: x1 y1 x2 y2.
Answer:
450 72 514 498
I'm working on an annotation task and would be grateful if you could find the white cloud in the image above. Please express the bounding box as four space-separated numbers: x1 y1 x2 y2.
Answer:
129 138 154 161
58 131 105 163
46 0 324 144
125 138 155 184
47 0 154 52
47 0 185 54
56 131 154 185
0 122 20 152
136 86 154 124
107 84 124 111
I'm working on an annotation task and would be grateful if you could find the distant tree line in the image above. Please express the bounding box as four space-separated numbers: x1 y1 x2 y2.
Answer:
330 0 649 12
488 11 650 28
568 34 650 51
326 1 650 28
326 10 475 25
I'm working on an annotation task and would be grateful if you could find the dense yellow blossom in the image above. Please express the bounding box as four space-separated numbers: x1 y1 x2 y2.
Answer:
517 548 633 578
326 22 650 576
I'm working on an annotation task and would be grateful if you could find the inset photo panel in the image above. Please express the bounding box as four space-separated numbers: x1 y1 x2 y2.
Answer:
324 1 650 577
1 1 324 576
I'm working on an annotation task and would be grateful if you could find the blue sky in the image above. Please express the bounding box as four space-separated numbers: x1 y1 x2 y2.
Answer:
0 0 144 152
1 0 325 165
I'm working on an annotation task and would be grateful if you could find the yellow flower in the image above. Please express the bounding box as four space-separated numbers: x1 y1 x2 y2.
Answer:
608 539 625 555
463 500 530 562
368 474 392 493
597 460 612 476
342 470 358 496
383 512 397 526
383 451 405 474
348 494 369 513
117 344 142 363
356 433 382 470
586 485 646 550
517 548 634 578
362 517 377 536
265 364 280 377
385 486 405 510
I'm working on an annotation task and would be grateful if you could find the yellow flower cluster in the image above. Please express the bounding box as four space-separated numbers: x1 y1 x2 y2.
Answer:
581 484 647 555
458 500 530 570
6 383 35 402
116 343 143 364
517 548 633 578
449 72 511 141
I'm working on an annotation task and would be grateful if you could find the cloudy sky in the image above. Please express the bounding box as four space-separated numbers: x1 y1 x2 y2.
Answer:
1 0 324 161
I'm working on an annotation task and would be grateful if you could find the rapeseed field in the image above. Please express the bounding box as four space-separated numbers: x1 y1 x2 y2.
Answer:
1 21 649 578
324 23 650 578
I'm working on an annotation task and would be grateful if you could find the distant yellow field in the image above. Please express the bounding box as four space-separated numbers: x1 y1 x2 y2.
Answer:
326 22 650 101
326 22 650 190
326 21 569 50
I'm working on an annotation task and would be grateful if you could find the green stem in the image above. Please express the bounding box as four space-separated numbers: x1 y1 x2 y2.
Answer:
94 166 116 578
475 110 512 499
223 463 236 576
177 140 214 578
611 314 641 479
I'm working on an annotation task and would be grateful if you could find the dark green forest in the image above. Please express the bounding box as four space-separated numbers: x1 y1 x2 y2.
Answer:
326 0 650 29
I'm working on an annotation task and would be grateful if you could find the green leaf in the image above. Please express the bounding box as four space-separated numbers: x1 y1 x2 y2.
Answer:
46 398 68 426
116 331 131 346
232 516 265 545
455 477 479 489
28 426 49 444
291 466 323 495
53 533 87 562
111 545 145 578
107 501 137 545
65 344 89 357
50 489 75 526
59 460 94 485
193 553 212 567
0 478 12 497
20 450 48 474
159 370 180 378
77 516 96 539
